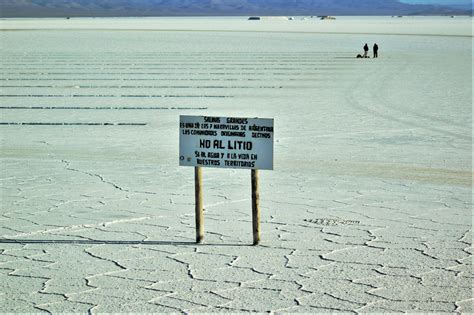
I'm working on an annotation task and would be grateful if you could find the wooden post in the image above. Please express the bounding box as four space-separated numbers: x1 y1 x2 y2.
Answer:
251 169 260 245
195 166 204 243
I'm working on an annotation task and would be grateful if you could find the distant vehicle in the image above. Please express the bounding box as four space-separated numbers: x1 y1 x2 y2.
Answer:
248 17 261 21
320 16 336 20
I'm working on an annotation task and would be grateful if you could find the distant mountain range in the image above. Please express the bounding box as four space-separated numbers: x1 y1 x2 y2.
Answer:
446 2 473 10
0 0 471 18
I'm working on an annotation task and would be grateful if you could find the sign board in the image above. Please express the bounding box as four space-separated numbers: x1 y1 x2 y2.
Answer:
179 115 274 170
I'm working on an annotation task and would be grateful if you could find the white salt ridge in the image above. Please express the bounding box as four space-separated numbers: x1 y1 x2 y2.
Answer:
0 16 472 36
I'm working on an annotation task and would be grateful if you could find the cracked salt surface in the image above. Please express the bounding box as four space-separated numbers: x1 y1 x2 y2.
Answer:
1 16 472 313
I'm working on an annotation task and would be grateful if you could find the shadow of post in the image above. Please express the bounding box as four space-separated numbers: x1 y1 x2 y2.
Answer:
0 239 250 246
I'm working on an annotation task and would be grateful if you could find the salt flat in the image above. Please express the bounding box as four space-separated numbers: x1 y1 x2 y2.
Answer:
0 17 472 313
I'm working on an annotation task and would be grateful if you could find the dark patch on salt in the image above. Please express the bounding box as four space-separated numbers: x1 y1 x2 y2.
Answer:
304 218 360 226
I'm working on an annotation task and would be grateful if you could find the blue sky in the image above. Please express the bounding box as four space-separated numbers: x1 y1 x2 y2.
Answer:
400 0 471 4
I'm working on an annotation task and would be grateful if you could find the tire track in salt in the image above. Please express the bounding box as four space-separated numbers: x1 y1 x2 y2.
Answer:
344 60 470 141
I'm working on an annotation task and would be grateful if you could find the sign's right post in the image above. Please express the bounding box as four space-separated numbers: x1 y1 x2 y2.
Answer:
251 169 260 245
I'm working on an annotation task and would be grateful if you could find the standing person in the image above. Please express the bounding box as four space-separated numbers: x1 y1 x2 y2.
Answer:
363 43 369 58
373 43 379 58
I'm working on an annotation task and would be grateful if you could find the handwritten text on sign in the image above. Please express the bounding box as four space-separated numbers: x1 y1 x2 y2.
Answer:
179 115 274 170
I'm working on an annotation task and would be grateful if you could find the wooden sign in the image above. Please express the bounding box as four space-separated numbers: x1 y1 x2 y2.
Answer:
179 115 274 245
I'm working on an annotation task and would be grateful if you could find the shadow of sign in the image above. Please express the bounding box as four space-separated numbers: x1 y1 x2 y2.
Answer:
0 239 249 247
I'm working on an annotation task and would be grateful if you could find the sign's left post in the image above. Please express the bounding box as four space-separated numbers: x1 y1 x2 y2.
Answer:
194 166 204 243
